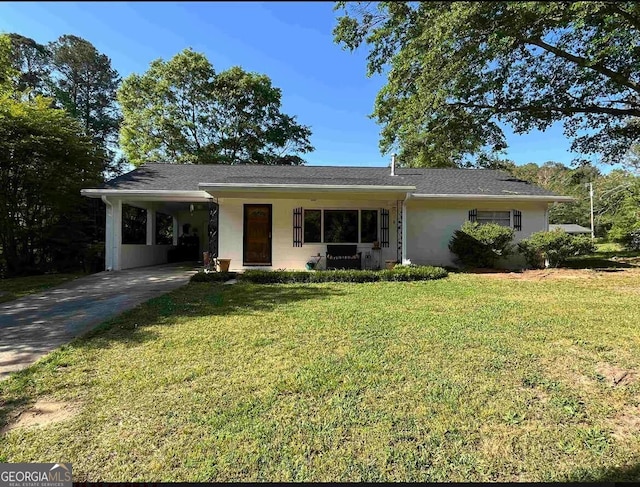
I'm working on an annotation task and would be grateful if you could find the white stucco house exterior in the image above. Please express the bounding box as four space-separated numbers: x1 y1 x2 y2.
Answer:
81 163 572 271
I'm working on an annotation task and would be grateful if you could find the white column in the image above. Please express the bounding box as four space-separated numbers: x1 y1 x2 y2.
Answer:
146 208 156 246
112 199 123 270
104 197 113 271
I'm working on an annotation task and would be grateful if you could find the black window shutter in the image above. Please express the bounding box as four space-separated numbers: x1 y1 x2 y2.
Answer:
469 209 477 222
380 208 389 247
513 209 522 231
293 207 303 247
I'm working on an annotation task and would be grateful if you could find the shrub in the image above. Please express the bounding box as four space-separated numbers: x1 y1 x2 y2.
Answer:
190 271 236 283
448 221 515 268
628 229 640 251
238 266 448 284
517 229 596 268
611 225 640 251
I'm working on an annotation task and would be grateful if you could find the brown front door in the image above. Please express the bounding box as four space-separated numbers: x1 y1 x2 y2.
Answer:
243 204 272 265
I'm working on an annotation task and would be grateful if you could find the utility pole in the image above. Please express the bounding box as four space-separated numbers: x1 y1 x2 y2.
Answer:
588 182 595 239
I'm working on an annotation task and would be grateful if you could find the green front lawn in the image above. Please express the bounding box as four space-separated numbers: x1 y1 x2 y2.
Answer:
1 271 639 481
0 273 85 303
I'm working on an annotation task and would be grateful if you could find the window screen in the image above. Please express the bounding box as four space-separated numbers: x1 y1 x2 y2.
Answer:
476 210 511 227
324 210 358 243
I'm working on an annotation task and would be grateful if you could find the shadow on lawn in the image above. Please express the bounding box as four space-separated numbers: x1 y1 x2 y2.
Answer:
0 282 345 430
564 256 637 269
566 462 640 482
77 282 346 349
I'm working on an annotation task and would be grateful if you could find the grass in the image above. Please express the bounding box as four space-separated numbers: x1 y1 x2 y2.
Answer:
1 270 640 481
0 273 85 303
566 242 640 269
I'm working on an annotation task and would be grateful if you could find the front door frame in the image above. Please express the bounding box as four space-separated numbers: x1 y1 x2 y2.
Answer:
243 203 272 266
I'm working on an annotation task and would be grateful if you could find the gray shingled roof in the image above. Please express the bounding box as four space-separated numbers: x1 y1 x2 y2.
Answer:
100 163 560 196
549 224 592 233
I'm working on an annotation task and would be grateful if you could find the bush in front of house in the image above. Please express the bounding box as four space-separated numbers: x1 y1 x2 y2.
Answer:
238 266 448 284
517 229 596 268
190 271 236 283
448 221 515 268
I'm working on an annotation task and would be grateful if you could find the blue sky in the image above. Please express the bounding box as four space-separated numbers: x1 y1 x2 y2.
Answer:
0 1 580 168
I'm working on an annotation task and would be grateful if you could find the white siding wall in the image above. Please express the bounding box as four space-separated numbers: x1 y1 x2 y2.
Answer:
110 196 550 271
406 199 549 268
218 198 400 271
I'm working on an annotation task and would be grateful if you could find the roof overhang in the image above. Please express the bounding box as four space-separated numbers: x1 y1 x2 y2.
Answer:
80 189 213 202
198 182 416 193
198 182 415 200
410 193 575 202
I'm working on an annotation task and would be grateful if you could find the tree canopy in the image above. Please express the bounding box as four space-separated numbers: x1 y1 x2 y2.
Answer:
6 33 123 176
0 92 105 276
334 1 640 168
506 160 640 243
49 35 121 158
118 48 314 166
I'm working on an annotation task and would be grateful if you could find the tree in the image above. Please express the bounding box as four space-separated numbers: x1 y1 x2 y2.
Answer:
0 35 16 94
508 160 640 241
118 48 313 166
48 35 122 175
625 143 640 172
6 33 51 97
509 161 598 228
334 2 640 168
593 169 640 243
0 93 105 276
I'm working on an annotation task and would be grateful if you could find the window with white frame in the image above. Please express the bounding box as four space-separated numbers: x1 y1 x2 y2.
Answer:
302 209 379 244
476 210 511 227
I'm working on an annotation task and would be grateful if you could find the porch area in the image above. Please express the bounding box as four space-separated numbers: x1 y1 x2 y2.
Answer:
101 192 217 271
211 193 407 272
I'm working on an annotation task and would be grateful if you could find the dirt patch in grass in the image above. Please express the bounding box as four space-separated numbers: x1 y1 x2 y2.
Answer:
596 363 637 387
466 268 592 280
467 268 640 281
1 399 79 435
610 406 640 440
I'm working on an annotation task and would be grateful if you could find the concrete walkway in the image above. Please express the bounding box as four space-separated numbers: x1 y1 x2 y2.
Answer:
0 264 197 380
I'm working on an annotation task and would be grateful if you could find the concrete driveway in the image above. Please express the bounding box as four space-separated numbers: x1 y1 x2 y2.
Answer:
0 264 197 380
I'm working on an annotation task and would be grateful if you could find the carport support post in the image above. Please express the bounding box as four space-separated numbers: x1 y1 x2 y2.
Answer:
146 207 156 246
103 197 122 271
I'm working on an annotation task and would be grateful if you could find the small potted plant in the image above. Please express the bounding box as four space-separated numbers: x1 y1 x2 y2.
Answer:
372 240 380 250
216 258 231 272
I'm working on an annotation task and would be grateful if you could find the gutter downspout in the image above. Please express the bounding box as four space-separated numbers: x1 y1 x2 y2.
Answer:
402 192 411 264
101 196 114 271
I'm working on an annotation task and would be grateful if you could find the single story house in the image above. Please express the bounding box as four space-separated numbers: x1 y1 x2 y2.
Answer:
81 163 573 271
548 224 592 235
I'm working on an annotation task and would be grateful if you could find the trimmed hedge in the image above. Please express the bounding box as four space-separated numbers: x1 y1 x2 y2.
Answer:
190 271 236 283
238 265 448 284
449 221 515 268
